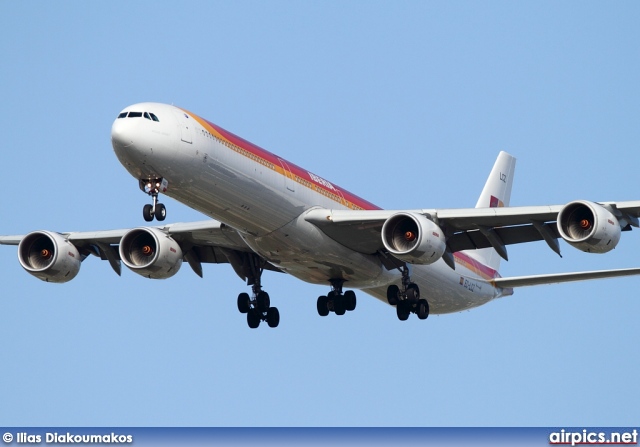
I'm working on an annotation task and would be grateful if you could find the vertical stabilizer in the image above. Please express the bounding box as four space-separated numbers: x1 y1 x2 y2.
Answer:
467 151 516 273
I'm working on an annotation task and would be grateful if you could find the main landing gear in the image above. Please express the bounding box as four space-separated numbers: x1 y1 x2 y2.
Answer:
386 266 429 321
140 178 167 222
237 286 280 329
235 255 279 329
316 279 357 317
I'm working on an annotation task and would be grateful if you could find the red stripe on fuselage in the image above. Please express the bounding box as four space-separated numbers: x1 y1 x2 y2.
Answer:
183 107 498 280
184 108 380 211
453 251 500 280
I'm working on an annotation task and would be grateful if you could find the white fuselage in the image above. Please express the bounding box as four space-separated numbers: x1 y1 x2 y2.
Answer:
111 103 508 314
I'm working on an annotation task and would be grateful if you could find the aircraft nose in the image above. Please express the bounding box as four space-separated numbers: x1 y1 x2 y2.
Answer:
111 113 149 173
110 106 177 177
111 116 135 150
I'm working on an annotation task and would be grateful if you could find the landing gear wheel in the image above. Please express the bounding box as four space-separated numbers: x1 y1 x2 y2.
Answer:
406 283 420 301
237 293 250 314
417 299 429 320
236 253 281 329
396 302 410 321
266 307 280 328
344 290 356 311
155 203 166 221
317 296 329 317
247 309 261 329
386 285 400 306
256 291 270 312
143 204 154 222
334 294 346 316
140 178 168 222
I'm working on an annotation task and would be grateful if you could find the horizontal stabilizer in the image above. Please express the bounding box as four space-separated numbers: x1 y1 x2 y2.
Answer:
491 267 640 288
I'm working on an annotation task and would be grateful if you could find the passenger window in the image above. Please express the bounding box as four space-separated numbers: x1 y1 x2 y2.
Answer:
128 112 143 118
149 113 160 122
118 112 128 118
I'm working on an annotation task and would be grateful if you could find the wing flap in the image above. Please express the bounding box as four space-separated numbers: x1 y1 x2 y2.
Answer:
447 224 560 252
305 201 640 258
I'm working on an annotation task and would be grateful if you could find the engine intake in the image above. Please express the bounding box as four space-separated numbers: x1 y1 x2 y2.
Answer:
557 200 621 253
18 231 81 283
382 212 446 264
119 227 183 279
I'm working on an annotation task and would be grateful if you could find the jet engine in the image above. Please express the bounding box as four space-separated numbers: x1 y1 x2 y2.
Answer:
119 227 183 279
557 200 621 253
18 231 81 283
382 212 446 264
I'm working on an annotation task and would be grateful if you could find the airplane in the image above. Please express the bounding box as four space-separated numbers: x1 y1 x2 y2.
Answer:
2 102 640 329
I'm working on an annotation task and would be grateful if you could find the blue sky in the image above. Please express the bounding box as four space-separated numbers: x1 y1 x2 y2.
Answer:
0 1 639 426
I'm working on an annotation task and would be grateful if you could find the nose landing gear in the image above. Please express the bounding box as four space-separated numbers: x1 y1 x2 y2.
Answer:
140 178 168 222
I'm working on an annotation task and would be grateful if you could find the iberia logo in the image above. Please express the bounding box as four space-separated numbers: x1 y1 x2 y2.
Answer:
490 196 504 208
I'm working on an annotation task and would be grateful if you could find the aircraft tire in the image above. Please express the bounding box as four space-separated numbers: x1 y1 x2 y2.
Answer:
417 299 429 320
156 203 167 221
247 309 260 329
396 302 410 321
386 285 400 306
256 291 270 312
317 296 329 317
344 290 356 311
406 283 420 301
334 295 346 316
237 293 250 314
267 307 280 328
143 204 154 222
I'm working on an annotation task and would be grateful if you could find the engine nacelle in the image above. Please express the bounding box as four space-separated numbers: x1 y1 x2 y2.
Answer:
18 231 81 283
382 212 446 264
557 200 621 254
119 227 183 279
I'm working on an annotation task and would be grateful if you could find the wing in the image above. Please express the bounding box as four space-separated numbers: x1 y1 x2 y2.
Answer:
0 220 279 281
491 267 640 288
304 200 640 260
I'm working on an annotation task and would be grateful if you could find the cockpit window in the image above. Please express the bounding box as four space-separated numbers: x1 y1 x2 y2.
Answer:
117 111 160 121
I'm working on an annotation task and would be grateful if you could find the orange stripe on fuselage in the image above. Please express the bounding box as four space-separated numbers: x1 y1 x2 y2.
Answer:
453 252 500 280
182 108 380 211
182 107 499 280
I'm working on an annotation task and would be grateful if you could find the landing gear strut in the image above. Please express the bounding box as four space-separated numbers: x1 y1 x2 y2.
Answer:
235 255 279 329
386 266 429 321
316 279 357 317
140 178 167 222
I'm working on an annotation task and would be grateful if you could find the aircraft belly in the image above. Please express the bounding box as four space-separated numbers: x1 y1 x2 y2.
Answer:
415 263 496 314
240 213 396 288
361 261 498 314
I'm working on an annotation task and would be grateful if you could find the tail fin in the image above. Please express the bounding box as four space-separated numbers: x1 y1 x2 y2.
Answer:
468 151 516 272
